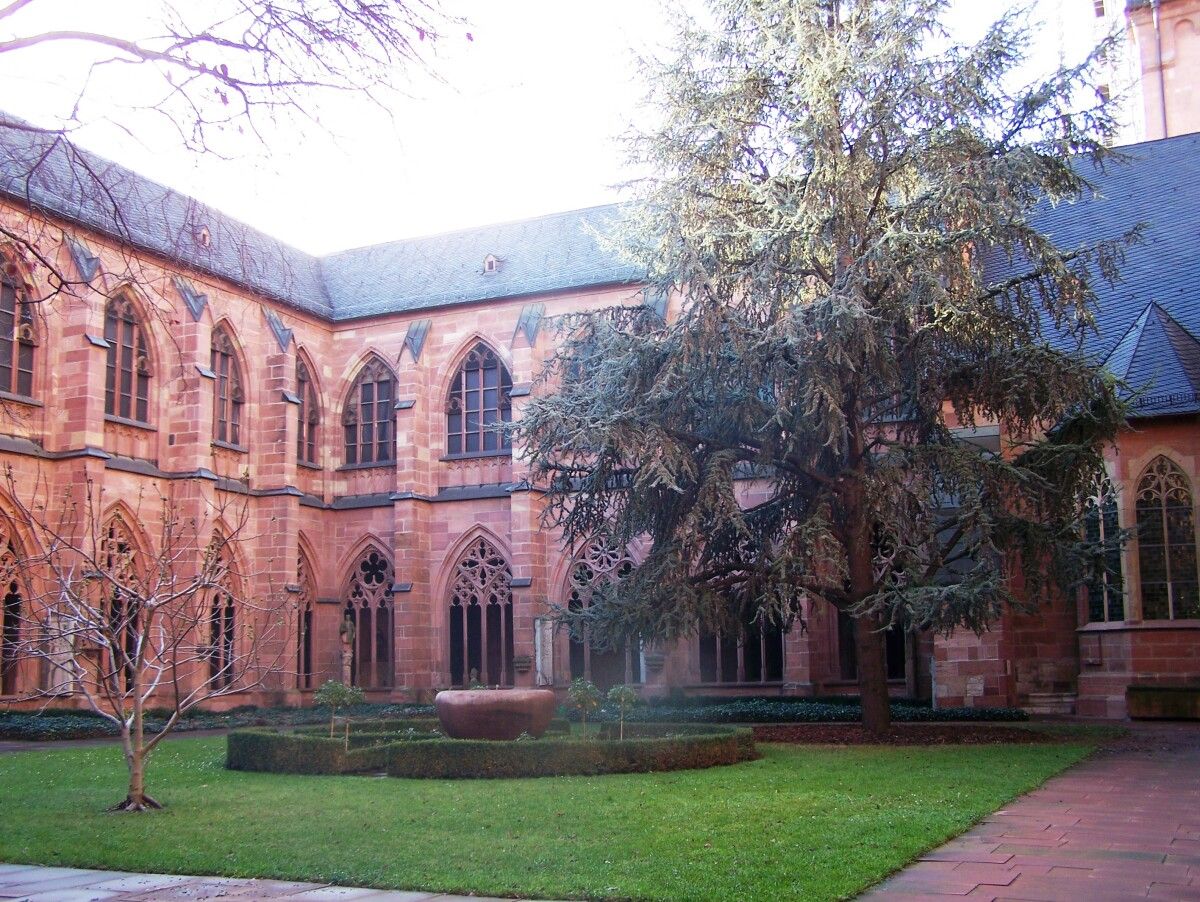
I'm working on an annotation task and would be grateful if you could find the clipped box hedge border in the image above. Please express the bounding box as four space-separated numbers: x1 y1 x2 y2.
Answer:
226 723 757 779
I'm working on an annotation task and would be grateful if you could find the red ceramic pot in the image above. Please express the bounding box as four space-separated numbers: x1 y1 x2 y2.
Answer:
435 688 557 740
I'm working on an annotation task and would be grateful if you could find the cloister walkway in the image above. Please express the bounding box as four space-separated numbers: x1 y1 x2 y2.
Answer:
0 865 556 901
862 721 1200 900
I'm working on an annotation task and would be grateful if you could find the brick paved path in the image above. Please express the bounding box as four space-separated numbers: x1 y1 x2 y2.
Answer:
0 864 558 901
863 723 1200 900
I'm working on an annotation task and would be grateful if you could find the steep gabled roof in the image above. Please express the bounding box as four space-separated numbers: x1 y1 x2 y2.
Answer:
0 116 333 317
0 116 638 321
1013 132 1200 417
1102 302 1200 415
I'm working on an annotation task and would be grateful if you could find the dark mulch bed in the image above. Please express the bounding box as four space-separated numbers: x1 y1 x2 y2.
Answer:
753 723 1061 745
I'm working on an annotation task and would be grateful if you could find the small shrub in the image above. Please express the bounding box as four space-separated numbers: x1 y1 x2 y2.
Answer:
607 684 640 740
313 681 366 746
566 678 602 729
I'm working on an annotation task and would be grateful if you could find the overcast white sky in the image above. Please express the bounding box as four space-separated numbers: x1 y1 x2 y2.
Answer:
0 0 1120 255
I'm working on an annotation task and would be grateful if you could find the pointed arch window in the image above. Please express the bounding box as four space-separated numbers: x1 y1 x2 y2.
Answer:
0 272 35 398
211 327 245 446
567 541 641 689
1084 479 1124 623
104 295 151 423
448 536 513 687
1136 456 1199 620
207 535 237 689
0 533 22 696
101 517 141 693
296 360 319 464
344 548 393 688
343 358 396 466
297 552 316 689
446 343 512 456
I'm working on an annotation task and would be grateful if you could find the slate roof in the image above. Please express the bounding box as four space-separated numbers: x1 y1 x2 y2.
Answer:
1 115 1198 419
0 116 333 317
321 205 641 319
0 116 638 322
1021 132 1200 417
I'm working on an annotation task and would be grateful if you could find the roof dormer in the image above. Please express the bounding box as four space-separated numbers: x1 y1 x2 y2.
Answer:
483 254 499 274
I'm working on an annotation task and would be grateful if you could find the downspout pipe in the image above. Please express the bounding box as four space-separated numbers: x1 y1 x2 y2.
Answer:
1152 0 1169 137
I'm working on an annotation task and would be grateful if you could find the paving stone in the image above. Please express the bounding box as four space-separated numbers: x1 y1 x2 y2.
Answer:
285 889 394 900
864 725 1200 900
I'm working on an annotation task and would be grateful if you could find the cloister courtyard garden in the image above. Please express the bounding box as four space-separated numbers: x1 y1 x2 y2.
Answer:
0 730 1099 901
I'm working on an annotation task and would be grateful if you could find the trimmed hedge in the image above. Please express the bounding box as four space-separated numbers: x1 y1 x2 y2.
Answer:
567 699 1029 725
226 723 757 779
0 702 436 742
226 730 399 775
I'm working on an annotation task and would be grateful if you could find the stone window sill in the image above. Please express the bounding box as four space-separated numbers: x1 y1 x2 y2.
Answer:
337 460 396 472
105 414 155 432
212 439 248 454
441 449 512 462
1078 619 1200 632
297 460 323 471
0 389 41 408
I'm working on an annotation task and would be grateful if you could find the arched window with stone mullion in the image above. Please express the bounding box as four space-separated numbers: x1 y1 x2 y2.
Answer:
296 360 319 465
104 295 152 423
446 343 512 456
343 548 394 688
1135 456 1200 620
210 327 245 446
343 358 396 466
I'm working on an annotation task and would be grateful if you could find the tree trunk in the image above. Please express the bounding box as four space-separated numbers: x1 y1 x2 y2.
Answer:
854 610 892 736
111 705 161 811
842 443 893 737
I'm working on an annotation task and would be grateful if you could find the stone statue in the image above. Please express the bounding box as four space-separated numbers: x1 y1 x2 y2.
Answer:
338 613 355 685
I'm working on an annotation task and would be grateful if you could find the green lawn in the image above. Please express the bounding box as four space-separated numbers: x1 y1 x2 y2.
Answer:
0 738 1091 901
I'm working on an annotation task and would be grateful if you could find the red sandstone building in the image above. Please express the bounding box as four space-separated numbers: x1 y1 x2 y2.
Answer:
0 1 1196 719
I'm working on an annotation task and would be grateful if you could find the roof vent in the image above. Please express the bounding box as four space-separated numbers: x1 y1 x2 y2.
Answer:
483 254 499 274
194 225 212 249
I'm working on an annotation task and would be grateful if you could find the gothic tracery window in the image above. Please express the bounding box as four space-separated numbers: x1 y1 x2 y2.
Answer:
101 517 140 693
104 295 151 422
0 531 22 696
343 357 396 466
0 272 35 398
448 536 513 687
344 548 393 688
207 535 237 689
1084 478 1124 623
296 359 319 465
297 551 316 689
1136 456 1199 620
211 326 245 446
446 343 512 456
567 541 641 690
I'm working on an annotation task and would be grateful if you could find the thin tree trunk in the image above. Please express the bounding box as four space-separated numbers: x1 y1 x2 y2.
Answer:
112 700 162 811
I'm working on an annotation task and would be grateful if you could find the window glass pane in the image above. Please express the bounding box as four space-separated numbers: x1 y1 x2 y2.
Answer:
1137 502 1164 544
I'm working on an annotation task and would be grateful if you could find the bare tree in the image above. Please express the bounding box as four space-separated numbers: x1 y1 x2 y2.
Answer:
0 0 459 310
0 468 289 811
